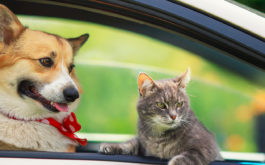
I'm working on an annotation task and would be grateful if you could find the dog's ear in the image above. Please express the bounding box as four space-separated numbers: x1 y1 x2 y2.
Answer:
0 4 24 45
67 33 89 54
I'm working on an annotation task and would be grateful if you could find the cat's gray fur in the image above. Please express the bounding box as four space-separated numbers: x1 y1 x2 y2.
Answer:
99 68 223 165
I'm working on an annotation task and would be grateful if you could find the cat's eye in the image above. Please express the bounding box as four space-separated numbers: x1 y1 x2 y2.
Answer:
156 102 166 109
39 57 54 68
176 101 183 108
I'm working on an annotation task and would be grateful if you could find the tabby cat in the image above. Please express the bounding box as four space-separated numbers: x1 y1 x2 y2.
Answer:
99 68 223 165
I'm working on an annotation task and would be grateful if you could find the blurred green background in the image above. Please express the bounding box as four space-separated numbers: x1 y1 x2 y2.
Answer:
18 3 265 153
235 0 265 13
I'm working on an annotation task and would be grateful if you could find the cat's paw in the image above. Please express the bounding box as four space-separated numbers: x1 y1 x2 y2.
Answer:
168 155 185 165
99 143 121 155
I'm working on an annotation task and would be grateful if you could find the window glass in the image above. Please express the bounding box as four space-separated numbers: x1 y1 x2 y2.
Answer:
19 16 265 153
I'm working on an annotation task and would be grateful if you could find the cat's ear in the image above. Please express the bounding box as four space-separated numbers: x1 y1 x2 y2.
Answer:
0 4 25 45
138 73 156 96
176 67 191 88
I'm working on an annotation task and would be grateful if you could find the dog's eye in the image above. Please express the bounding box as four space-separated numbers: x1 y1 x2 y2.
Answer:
69 64 75 73
39 57 54 67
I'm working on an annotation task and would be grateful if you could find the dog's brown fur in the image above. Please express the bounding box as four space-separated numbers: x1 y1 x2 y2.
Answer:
0 4 88 152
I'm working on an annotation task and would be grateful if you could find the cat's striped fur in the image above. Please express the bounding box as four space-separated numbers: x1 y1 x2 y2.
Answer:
100 68 223 165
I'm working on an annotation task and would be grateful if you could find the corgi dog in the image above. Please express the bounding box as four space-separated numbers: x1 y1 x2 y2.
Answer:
0 4 88 152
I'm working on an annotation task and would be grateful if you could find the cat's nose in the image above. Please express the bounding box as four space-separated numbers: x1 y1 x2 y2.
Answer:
170 115 176 120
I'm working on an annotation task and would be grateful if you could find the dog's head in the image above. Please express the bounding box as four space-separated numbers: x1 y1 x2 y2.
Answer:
0 5 88 120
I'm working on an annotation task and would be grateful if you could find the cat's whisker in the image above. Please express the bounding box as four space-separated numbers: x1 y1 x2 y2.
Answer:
187 93 196 98
178 116 193 130
180 121 192 132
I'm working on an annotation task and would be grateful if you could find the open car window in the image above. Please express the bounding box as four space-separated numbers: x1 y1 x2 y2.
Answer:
1 0 265 164
18 15 265 156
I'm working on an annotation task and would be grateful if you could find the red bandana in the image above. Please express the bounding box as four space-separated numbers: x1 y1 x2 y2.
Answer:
10 112 87 146
38 112 87 146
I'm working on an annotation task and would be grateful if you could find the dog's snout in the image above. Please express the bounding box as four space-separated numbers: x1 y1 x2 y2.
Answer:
63 87 79 102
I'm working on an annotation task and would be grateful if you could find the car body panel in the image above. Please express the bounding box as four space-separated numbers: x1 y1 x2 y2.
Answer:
177 0 265 39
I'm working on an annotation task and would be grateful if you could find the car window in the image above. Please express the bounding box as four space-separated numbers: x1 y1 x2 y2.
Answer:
19 15 265 153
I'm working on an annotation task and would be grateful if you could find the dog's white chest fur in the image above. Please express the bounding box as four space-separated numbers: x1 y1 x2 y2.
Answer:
0 114 76 151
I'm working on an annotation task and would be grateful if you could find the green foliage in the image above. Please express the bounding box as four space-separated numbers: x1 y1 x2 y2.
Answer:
235 0 265 13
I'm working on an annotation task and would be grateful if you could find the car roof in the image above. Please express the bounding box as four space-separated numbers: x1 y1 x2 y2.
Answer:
177 0 265 39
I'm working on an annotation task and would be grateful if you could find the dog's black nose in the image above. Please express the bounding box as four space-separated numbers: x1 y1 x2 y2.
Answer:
63 87 79 102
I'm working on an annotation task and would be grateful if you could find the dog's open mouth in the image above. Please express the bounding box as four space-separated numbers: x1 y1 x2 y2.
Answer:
18 80 68 113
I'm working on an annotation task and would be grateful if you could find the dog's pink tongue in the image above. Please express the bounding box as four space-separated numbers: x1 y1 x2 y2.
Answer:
54 103 69 112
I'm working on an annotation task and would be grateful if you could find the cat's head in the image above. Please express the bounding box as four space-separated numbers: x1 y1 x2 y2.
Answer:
137 68 191 131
